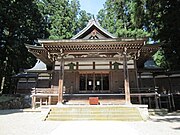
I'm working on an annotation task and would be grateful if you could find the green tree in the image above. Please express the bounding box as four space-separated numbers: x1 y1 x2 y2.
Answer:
77 10 92 32
145 0 180 70
158 1 180 70
37 0 92 39
98 0 180 70
153 49 169 69
0 0 49 93
37 0 86 39
97 0 150 38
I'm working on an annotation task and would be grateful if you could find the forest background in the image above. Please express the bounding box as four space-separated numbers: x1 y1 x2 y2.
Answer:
0 0 180 93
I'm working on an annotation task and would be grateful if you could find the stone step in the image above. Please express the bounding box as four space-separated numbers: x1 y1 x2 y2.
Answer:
46 117 142 121
50 109 137 112
45 106 144 121
46 114 142 121
47 113 141 117
50 111 138 115
50 107 136 111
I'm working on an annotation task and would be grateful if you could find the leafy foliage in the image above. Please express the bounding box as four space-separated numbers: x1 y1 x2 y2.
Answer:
77 10 92 32
145 0 180 70
0 0 49 93
36 0 92 39
153 49 169 69
97 0 150 38
0 0 91 93
98 0 180 70
1 0 180 94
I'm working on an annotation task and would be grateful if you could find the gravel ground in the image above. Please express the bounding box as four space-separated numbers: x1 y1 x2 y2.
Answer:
0 109 180 135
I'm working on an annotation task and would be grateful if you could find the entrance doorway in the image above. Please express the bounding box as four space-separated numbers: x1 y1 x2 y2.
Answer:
79 73 109 93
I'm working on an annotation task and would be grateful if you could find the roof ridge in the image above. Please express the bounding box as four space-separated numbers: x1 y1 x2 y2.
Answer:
71 19 117 39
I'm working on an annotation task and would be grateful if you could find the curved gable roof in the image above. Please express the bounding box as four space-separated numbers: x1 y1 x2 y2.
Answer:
71 19 117 39
26 59 47 72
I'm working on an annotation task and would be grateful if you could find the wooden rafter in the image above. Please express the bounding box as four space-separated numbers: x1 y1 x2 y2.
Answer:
25 44 53 65
42 41 145 54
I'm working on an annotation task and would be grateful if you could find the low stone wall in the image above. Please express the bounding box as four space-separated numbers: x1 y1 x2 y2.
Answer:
0 94 31 109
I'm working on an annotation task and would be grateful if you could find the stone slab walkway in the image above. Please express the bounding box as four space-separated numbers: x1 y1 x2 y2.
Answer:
0 109 180 135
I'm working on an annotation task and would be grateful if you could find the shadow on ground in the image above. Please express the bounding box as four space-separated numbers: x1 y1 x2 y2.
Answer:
0 109 24 115
150 112 180 126
152 117 180 123
173 127 180 130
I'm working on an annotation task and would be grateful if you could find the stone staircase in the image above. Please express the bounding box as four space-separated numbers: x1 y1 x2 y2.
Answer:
45 105 144 121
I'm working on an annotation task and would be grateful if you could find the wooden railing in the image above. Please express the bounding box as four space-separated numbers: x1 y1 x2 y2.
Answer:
31 87 59 109
118 87 158 94
32 87 58 94
30 87 175 110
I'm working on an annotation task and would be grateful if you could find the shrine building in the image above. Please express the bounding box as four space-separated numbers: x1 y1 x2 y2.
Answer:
15 19 179 110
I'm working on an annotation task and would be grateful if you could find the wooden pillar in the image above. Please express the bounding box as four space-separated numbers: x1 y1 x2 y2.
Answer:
57 52 65 104
40 98 42 107
58 79 63 103
123 48 131 104
138 72 142 89
48 73 52 88
167 75 172 94
76 62 79 70
153 74 157 90
109 61 112 69
134 60 140 92
32 96 36 109
167 75 175 110
153 74 159 109
48 96 52 105
134 60 142 104
93 62 95 69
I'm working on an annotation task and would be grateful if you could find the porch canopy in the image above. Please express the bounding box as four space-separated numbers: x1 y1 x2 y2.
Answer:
26 38 159 68
27 38 147 63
